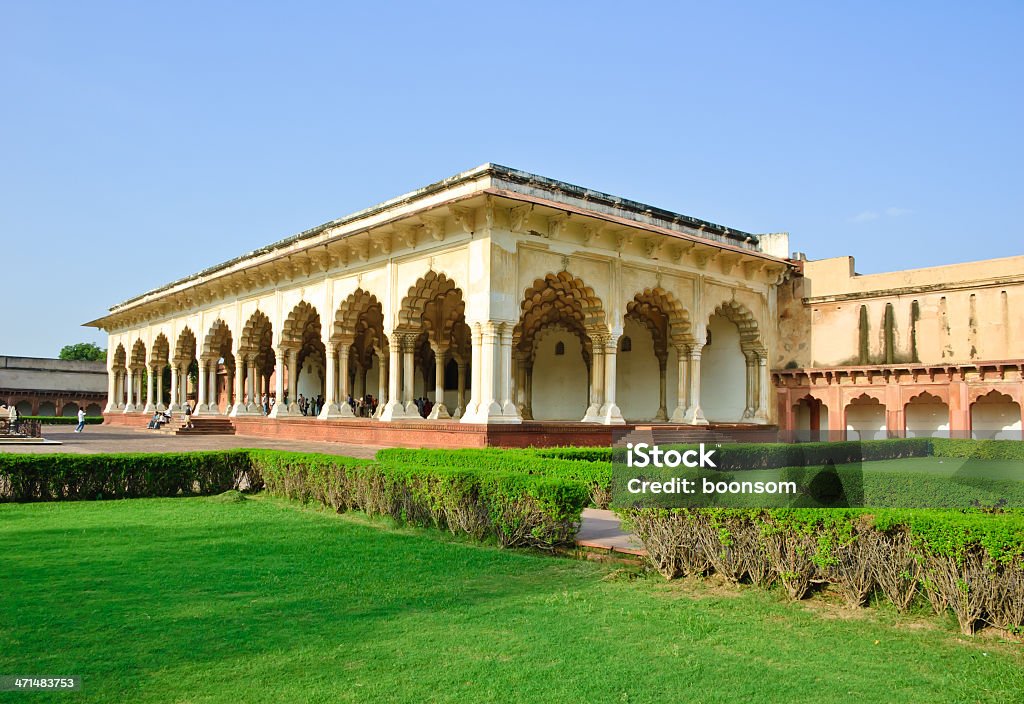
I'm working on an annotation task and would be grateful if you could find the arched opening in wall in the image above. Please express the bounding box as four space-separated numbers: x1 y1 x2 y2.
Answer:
174 328 198 407
335 289 387 414
152 334 170 408
129 339 148 408
516 271 605 422
700 301 765 423
86 403 103 416
530 326 589 420
15 400 32 416
971 390 1022 440
202 320 235 413
240 311 275 411
111 344 126 409
701 315 746 421
622 288 693 422
58 402 75 417
793 396 829 442
282 302 325 412
845 394 887 440
37 400 56 416
904 391 949 438
395 273 471 418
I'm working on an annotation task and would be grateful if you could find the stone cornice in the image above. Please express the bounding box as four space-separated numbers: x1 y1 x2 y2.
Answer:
85 164 793 332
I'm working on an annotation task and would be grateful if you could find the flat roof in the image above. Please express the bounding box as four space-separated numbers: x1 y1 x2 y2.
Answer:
103 163 761 313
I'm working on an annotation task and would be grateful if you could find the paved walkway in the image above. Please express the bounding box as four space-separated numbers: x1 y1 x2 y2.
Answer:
0 425 379 458
576 508 646 555
2 426 644 554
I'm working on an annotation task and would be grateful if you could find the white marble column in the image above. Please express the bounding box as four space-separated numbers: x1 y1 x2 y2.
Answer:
374 348 388 418
428 345 450 419
230 357 247 416
476 322 503 421
669 344 689 422
499 326 520 420
601 337 625 425
755 355 770 423
195 360 208 414
337 342 354 417
144 365 157 413
124 368 136 413
206 360 220 414
514 357 526 413
156 366 166 411
268 349 291 418
687 345 708 425
380 334 405 421
105 366 118 412
453 360 467 419
402 335 421 419
655 356 668 422
582 339 604 423
319 341 338 418
745 354 761 421
169 366 180 412
246 357 258 411
290 350 301 411
461 323 483 423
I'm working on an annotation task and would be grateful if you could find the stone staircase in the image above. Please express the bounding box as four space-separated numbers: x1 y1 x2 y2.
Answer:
155 416 236 436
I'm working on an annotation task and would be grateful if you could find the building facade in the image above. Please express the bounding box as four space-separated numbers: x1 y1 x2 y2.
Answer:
86 164 1023 442
0 356 107 417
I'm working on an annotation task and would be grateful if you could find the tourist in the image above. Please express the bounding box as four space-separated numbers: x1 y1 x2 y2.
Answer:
146 411 162 430
183 401 194 429
75 406 87 432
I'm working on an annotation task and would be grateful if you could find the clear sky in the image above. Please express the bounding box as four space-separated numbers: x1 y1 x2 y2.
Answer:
2 2 1021 357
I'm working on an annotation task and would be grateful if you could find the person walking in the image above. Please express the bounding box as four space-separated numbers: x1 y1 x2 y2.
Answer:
74 407 87 432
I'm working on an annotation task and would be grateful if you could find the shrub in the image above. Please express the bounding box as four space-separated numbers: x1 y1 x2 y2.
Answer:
251 450 590 548
620 506 1024 635
20 416 104 425
376 448 613 508
932 438 1024 461
0 450 253 502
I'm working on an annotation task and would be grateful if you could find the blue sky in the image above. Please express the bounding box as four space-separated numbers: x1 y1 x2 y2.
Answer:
2 2 1021 357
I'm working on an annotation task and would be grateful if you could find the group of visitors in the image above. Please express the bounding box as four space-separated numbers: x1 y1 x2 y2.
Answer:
412 397 433 418
296 394 323 416
344 394 378 417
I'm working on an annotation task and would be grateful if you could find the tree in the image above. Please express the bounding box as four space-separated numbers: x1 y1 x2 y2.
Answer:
59 342 106 362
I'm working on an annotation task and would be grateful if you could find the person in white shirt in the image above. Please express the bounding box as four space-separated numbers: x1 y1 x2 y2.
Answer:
75 407 87 432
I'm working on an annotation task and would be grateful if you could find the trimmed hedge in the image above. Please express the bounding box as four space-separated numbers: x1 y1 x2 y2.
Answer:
622 506 1024 635
0 450 591 549
376 448 613 508
20 416 104 425
536 439 934 469
248 450 590 548
932 438 1024 461
0 450 254 501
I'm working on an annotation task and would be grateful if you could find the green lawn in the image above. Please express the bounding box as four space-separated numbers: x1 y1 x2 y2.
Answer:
1 497 1021 703
858 456 1024 481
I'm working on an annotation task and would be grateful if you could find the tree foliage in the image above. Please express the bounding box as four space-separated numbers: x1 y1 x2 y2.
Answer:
58 342 106 362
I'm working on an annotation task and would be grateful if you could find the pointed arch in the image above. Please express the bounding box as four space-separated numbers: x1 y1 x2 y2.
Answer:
202 319 234 362
129 339 147 371
173 327 198 365
710 300 765 355
151 333 170 367
515 270 606 363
